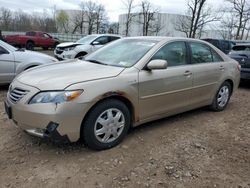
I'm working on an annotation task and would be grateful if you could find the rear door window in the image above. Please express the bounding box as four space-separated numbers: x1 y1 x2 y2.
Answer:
190 42 224 63
190 42 213 63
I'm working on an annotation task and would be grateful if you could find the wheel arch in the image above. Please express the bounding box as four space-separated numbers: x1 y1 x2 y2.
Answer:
80 94 136 140
224 79 234 94
75 51 88 58
26 39 34 45
24 64 39 70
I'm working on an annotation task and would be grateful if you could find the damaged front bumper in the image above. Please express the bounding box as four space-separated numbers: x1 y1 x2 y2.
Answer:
25 122 70 144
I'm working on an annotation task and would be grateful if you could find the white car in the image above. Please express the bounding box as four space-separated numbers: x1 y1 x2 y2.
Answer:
0 40 58 85
54 34 121 60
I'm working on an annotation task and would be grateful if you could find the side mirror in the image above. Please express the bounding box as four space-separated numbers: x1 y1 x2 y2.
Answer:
147 59 168 70
92 41 100 45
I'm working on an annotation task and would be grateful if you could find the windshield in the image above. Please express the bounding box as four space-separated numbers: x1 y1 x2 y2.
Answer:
77 35 97 44
85 39 157 67
0 40 17 51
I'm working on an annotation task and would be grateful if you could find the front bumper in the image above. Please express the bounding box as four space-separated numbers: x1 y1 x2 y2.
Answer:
25 122 70 143
54 49 77 60
5 80 91 142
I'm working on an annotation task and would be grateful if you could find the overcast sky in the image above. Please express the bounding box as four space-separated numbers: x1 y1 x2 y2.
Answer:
0 0 224 22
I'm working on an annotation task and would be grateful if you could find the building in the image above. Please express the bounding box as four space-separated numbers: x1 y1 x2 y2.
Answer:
118 12 226 39
118 13 189 37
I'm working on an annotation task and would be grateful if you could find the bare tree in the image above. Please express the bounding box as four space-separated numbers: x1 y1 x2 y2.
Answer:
218 10 238 39
0 7 57 32
84 1 97 35
122 0 135 36
0 8 12 30
175 15 190 37
13 10 32 31
226 0 250 39
56 10 69 33
139 0 159 36
176 0 220 38
95 4 107 34
108 22 119 34
240 12 250 39
151 14 164 36
72 3 86 34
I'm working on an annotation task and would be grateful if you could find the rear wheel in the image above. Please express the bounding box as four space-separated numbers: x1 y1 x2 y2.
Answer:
26 41 34 50
82 99 131 150
209 81 232 111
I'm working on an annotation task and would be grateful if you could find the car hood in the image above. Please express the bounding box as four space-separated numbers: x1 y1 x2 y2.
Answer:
13 50 57 62
16 59 125 90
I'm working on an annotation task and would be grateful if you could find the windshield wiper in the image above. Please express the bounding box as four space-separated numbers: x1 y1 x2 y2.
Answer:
87 59 108 66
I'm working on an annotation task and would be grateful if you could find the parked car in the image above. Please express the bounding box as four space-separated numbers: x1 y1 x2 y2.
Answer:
54 34 121 60
3 31 60 50
0 40 58 84
5 37 240 150
202 38 235 54
228 44 250 80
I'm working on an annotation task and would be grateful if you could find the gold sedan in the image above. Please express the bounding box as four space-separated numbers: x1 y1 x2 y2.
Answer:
4 37 241 150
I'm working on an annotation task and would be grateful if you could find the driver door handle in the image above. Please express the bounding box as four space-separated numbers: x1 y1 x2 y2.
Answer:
183 70 192 76
219 66 225 71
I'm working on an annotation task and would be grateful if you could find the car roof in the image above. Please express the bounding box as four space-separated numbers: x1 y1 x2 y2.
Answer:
123 36 208 43
89 34 122 38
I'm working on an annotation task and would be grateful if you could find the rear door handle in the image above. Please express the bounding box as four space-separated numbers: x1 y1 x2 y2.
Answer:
183 71 192 76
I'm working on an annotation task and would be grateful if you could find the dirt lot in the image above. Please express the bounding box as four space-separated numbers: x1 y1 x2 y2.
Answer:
0 60 250 187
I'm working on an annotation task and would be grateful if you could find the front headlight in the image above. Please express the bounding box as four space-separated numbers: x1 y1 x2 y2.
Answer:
65 46 75 51
29 90 83 104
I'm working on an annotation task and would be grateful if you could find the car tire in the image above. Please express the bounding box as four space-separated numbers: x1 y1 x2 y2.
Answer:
209 81 232 111
42 47 48 50
26 41 34 50
82 99 131 150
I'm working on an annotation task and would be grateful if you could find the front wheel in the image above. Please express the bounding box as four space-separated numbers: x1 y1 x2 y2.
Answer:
26 41 34 50
82 99 131 150
209 81 232 111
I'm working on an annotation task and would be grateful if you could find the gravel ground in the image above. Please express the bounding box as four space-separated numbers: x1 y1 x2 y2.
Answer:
0 52 250 187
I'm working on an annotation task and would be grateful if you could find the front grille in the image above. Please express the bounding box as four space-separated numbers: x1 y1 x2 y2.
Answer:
56 48 63 54
9 87 29 103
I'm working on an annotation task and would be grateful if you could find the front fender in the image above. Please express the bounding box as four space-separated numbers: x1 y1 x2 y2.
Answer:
16 63 42 75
